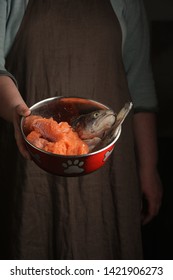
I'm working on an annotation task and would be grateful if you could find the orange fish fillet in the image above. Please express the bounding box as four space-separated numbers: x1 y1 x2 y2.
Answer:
24 115 89 155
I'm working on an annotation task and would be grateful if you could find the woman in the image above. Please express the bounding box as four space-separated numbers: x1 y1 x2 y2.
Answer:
0 0 162 259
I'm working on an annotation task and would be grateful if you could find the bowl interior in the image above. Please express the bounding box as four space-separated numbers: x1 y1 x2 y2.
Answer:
28 96 110 123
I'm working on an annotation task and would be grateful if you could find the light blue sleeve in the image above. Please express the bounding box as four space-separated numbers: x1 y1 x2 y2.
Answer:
0 0 28 83
122 0 158 111
0 0 7 72
0 0 16 83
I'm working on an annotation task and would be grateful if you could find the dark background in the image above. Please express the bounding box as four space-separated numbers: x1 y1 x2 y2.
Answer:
142 0 173 259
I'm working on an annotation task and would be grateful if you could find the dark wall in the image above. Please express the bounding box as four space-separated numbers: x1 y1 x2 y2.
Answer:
142 0 173 260
144 0 173 21
144 0 173 137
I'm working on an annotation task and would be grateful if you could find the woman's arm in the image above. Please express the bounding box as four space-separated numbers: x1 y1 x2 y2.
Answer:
0 75 31 158
123 0 163 224
133 112 163 224
0 2 31 157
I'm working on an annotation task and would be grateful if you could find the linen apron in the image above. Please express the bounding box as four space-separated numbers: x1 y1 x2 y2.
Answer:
1 0 142 259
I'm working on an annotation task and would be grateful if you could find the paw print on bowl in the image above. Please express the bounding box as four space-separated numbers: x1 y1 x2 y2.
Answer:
62 159 84 174
103 150 113 162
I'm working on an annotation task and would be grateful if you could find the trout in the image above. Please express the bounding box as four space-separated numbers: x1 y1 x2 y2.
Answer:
71 102 132 152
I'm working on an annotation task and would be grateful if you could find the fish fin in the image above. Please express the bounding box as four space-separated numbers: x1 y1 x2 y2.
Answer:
84 137 101 152
116 102 133 127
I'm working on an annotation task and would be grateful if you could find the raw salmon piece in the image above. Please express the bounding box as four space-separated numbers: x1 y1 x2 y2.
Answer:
44 140 67 155
32 118 71 142
61 132 89 155
26 131 48 149
44 135 89 155
23 115 43 135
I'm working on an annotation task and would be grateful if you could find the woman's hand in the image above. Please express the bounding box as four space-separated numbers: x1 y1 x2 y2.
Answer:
139 166 163 225
0 75 31 159
13 103 31 159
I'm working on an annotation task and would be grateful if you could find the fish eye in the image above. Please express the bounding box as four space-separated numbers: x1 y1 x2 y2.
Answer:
93 112 100 118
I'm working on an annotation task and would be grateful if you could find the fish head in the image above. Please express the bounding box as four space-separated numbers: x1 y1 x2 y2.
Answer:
72 109 116 140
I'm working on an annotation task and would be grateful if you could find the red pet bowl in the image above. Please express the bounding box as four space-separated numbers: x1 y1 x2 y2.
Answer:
21 97 121 176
